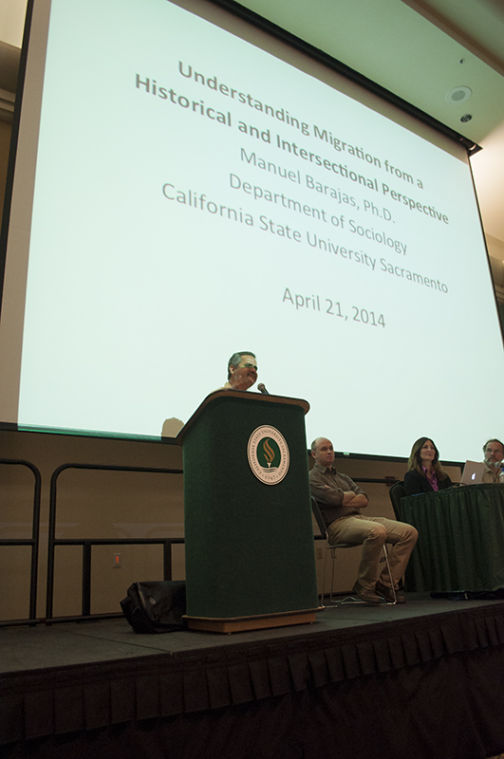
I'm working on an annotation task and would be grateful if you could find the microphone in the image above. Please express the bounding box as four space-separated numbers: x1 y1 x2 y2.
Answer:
257 383 269 395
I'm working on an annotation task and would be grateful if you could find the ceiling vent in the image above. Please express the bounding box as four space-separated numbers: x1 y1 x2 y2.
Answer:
445 86 472 104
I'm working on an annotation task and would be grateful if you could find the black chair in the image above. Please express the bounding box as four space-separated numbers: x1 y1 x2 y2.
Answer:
310 496 396 605
389 480 406 520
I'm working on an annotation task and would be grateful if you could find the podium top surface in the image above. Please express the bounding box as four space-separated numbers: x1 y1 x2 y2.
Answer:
176 390 310 442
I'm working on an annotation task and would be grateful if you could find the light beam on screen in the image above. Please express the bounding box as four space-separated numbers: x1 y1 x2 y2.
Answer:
0 0 502 461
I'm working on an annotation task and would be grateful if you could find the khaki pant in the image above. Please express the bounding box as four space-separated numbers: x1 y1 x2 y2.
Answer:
327 515 418 590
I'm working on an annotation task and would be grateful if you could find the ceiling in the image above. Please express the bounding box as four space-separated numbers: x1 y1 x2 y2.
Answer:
235 0 504 249
1 0 504 248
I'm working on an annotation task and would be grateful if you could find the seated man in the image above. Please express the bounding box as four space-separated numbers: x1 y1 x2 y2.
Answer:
222 351 258 391
309 437 418 605
482 439 504 483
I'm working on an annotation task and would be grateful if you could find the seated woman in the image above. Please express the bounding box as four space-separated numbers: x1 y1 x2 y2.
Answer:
404 437 453 495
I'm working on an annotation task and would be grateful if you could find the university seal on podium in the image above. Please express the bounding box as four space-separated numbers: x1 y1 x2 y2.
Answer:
247 425 290 485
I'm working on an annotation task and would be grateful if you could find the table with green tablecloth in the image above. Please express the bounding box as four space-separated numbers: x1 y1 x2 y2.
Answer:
398 483 504 592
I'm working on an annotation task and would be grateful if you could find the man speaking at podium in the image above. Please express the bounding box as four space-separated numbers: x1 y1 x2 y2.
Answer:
310 437 418 605
223 351 258 391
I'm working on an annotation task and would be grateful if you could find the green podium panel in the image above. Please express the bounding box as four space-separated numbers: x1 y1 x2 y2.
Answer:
178 391 319 631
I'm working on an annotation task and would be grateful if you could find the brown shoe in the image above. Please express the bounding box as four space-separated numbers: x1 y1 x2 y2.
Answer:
376 581 406 604
352 583 386 605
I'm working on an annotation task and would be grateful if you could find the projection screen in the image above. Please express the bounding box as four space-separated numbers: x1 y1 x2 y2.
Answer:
0 0 503 460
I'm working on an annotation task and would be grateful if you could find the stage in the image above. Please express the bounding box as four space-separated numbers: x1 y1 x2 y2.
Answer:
2 594 504 759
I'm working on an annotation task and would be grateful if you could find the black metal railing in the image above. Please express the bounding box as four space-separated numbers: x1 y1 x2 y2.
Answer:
46 462 183 621
0 458 42 625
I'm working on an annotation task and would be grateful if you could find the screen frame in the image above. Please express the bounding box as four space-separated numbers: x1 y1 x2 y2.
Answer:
0 0 500 462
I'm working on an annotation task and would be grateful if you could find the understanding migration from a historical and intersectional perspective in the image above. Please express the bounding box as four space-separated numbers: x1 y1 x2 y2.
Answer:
3 0 503 460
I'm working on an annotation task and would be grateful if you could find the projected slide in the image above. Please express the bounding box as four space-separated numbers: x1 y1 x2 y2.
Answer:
3 0 503 459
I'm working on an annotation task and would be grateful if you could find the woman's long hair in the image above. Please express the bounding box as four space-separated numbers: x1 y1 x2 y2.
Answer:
407 436 449 480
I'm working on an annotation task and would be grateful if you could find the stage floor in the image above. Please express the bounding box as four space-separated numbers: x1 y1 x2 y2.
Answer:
1 593 503 673
2 594 504 758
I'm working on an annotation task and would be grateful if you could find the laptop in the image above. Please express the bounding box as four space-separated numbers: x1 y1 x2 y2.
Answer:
460 460 486 485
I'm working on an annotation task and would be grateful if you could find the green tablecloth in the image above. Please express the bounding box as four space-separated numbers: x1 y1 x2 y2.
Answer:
398 484 504 592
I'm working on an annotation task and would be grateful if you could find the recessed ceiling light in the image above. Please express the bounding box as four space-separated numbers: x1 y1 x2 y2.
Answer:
445 86 472 104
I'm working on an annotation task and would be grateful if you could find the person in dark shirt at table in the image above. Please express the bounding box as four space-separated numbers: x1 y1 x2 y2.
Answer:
404 437 453 495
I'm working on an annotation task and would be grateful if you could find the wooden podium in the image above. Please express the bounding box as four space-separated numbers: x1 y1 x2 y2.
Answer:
177 390 320 633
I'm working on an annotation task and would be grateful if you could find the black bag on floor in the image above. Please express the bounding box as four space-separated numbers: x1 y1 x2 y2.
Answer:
120 580 186 633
